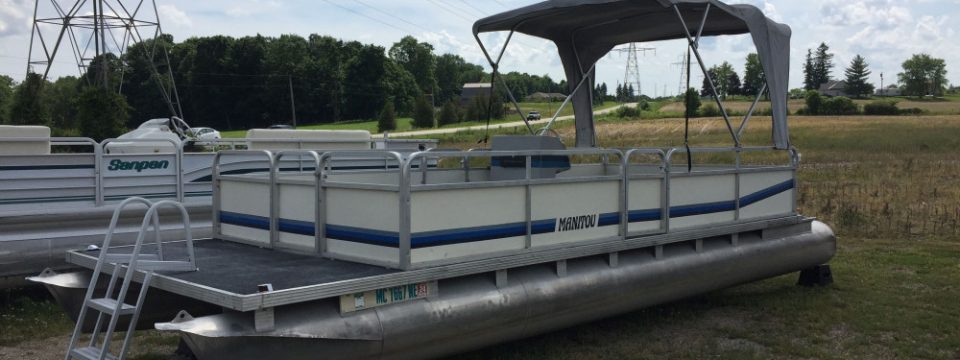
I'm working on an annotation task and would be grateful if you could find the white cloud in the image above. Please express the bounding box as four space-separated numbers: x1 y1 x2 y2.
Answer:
0 0 30 36
226 0 282 17
159 5 193 29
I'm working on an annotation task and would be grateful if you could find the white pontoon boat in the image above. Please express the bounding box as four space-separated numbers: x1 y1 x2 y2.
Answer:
34 1 835 359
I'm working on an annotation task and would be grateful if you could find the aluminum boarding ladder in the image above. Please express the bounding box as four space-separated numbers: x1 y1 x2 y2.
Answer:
65 197 198 360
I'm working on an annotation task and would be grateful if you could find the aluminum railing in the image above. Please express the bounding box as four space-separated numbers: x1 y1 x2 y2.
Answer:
222 146 796 269
0 136 432 210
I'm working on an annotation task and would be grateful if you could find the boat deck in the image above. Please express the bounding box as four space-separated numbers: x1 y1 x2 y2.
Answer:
75 240 397 295
65 214 809 312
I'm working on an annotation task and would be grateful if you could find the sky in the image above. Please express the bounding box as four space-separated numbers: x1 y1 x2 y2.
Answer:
1 0 958 97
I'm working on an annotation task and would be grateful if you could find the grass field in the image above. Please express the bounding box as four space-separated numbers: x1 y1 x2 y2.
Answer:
656 96 960 116
219 101 619 138
2 114 959 359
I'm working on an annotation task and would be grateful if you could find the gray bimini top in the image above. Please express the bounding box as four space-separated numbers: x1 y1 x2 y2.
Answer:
474 0 792 149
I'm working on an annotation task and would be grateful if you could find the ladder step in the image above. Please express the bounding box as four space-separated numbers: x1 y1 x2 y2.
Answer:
88 298 137 316
70 346 118 360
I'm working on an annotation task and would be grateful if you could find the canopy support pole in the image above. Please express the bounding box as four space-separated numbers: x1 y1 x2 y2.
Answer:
737 83 767 138
473 29 536 135
539 62 596 135
673 4 741 148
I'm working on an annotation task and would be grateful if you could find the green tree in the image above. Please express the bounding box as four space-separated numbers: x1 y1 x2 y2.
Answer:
0 75 14 124
812 43 834 88
122 34 179 126
9 73 50 126
77 87 130 141
382 59 420 116
803 49 816 90
435 54 483 104
412 95 434 128
898 54 948 97
684 88 701 118
438 100 459 126
844 55 874 98
726 71 742 96
702 62 736 98
42 76 81 132
742 53 766 96
389 36 437 98
377 101 397 133
804 90 822 115
343 43 387 120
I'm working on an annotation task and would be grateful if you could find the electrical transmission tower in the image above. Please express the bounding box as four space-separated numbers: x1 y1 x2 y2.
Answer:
671 54 688 96
26 0 183 118
611 43 655 97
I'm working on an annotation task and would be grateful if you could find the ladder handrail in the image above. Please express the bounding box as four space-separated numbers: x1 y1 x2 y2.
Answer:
66 197 197 360
110 200 195 359
66 197 154 360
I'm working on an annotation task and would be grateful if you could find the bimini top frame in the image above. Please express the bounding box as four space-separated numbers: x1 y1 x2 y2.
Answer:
473 0 792 150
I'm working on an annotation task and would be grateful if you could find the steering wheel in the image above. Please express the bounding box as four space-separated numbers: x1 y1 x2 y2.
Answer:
537 127 561 139
169 117 190 140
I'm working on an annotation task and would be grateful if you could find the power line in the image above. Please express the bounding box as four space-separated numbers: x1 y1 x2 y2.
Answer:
456 0 488 16
354 0 434 34
320 0 411 34
425 0 474 22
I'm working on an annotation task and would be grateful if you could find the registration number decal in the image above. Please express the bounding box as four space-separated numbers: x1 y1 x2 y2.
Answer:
339 282 434 313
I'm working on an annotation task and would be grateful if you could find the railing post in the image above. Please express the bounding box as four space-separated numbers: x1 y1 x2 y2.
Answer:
620 150 631 240
663 148 677 233
212 152 222 238
95 140 104 206
524 155 533 249
399 152 413 269
176 146 184 202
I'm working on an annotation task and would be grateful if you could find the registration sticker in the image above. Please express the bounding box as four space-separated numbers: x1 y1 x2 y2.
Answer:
339 282 434 313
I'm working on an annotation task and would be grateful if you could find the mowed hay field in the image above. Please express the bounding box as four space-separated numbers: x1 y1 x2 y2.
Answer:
657 98 960 115
3 115 960 359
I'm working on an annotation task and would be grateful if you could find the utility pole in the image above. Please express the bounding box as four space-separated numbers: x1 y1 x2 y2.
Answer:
880 73 884 97
288 75 297 127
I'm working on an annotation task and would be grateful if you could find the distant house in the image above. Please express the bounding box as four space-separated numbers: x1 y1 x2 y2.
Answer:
875 85 902 97
525 92 567 102
460 83 492 106
818 80 849 97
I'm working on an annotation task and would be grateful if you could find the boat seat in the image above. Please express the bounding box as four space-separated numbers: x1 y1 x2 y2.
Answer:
489 135 570 181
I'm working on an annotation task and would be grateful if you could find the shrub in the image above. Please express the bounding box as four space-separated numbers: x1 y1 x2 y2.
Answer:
804 90 822 115
377 101 397 132
438 101 459 126
699 104 720 117
899 107 925 115
616 104 641 118
821 96 860 115
684 88 701 118
863 100 899 116
412 95 434 128
638 99 651 111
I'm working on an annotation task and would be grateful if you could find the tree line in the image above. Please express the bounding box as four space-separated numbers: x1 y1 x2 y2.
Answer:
801 42 949 98
0 34 565 138
698 53 767 99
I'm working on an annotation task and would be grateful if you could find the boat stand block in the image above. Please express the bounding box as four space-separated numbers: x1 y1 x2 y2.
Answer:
797 264 833 287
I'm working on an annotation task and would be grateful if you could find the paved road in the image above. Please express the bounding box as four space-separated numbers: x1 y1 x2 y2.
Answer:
375 103 635 138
